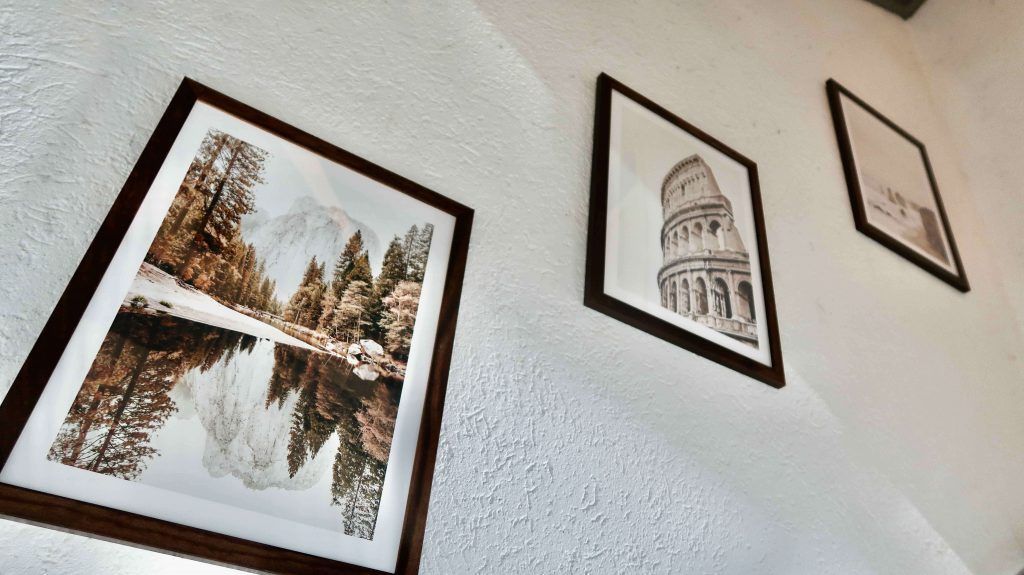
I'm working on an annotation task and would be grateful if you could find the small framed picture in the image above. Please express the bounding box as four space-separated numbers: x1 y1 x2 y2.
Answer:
827 79 969 292
0 78 473 574
585 74 786 388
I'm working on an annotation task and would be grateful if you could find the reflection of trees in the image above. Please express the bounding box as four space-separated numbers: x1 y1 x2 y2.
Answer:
49 311 403 541
332 450 386 540
332 384 396 539
270 344 402 540
48 313 243 479
357 385 398 462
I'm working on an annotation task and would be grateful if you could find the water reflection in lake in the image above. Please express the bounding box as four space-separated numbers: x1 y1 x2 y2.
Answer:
47 311 401 540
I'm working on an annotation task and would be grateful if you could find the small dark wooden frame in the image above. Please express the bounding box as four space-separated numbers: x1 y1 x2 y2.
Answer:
826 79 969 292
584 73 786 389
0 78 474 575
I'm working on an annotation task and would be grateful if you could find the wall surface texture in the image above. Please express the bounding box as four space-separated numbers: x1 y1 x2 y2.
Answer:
1 1 1022 574
911 0 1024 334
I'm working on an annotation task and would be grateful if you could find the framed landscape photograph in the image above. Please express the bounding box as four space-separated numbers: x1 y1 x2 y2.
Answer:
827 79 969 291
0 78 473 574
585 73 786 388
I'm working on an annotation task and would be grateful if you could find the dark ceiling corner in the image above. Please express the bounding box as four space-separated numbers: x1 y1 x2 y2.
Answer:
862 0 929 19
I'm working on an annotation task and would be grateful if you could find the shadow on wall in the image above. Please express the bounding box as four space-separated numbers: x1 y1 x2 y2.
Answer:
461 1 1015 574
419 2 984 574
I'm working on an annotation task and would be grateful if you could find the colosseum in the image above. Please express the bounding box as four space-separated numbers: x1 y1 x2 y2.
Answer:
657 154 758 347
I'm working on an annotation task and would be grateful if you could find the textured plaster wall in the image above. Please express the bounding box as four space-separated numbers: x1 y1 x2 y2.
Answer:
910 0 1024 337
905 3 1024 568
1 1 1022 574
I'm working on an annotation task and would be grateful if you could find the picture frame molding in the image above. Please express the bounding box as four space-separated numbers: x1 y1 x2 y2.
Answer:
0 77 474 575
826 78 969 292
584 73 786 389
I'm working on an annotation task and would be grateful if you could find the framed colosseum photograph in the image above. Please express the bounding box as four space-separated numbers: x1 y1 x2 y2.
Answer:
585 74 785 388
826 79 969 292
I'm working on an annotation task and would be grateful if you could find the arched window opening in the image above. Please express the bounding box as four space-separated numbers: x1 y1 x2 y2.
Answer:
672 230 679 256
680 279 691 313
712 278 732 318
692 223 704 251
737 281 755 323
669 280 678 313
694 277 709 315
708 220 723 250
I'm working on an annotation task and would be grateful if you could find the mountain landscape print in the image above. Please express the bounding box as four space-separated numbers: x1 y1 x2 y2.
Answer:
46 128 435 541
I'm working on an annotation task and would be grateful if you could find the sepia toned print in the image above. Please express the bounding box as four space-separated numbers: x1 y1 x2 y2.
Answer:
657 155 758 347
842 95 953 268
0 79 472 574
827 79 968 292
46 128 434 541
587 74 785 387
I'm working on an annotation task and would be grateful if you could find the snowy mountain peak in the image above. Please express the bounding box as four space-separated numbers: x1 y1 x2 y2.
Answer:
241 197 380 301
287 195 330 215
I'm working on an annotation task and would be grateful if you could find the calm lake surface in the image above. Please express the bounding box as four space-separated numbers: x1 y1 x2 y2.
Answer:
48 311 401 540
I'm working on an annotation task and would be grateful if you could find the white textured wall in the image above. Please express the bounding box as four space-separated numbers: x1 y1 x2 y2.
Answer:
907 1 1024 569
911 0 1024 336
1 1 1022 574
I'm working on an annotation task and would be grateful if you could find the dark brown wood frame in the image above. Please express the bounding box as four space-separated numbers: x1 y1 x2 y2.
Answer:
584 73 786 389
826 79 969 292
0 78 474 575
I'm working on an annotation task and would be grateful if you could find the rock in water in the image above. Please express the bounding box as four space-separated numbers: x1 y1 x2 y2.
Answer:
359 339 385 358
353 363 379 381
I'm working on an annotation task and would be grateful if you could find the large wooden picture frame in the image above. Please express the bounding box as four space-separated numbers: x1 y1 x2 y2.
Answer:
827 79 969 292
585 74 786 388
0 78 473 574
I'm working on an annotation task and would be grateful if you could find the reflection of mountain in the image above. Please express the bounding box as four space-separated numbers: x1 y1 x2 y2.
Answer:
181 338 332 492
242 196 381 300
49 311 401 541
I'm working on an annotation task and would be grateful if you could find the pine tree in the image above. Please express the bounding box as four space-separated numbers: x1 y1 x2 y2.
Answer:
185 130 231 197
258 276 274 312
401 225 418 276
245 259 265 308
375 237 407 299
145 129 280 315
347 254 373 289
406 223 433 283
333 280 372 343
300 256 322 287
232 244 257 305
178 135 268 278
366 237 407 340
152 130 231 264
317 289 339 338
381 281 421 359
331 231 365 299
286 256 327 327
267 279 281 315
